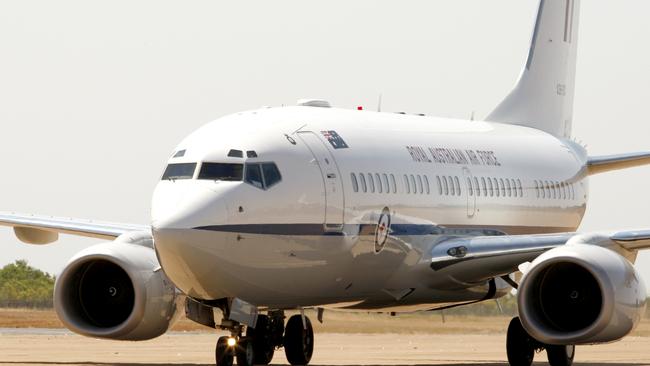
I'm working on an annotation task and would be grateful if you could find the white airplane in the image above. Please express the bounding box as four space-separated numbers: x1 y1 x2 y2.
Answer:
3 1 650 365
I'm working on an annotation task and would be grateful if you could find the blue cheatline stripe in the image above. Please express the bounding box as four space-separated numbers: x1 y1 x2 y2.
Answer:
192 224 514 237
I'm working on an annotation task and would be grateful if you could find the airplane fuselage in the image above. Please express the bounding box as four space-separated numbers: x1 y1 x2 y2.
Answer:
151 105 588 311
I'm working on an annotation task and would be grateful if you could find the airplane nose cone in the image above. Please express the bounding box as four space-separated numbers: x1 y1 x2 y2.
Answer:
151 181 226 230
151 181 230 298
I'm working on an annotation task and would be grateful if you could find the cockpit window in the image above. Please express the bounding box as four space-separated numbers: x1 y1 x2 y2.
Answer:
161 163 196 180
245 164 264 188
245 162 282 190
262 163 281 187
198 163 243 181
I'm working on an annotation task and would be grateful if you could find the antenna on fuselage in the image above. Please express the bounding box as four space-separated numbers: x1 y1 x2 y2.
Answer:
377 93 383 112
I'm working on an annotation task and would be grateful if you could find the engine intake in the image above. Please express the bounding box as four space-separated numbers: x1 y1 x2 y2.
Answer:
518 243 646 345
55 232 181 340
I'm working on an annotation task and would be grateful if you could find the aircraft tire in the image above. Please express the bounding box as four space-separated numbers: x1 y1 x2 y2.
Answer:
235 338 255 366
506 317 535 366
284 315 314 366
246 315 275 364
547 344 575 366
215 336 234 366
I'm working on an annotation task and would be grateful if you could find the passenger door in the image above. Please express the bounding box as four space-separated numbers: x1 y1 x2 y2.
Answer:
297 131 345 229
463 167 476 218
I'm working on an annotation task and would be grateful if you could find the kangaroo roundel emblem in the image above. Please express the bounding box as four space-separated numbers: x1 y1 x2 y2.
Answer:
374 207 391 253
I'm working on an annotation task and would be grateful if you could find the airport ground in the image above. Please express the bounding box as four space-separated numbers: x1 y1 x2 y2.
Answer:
1 308 650 365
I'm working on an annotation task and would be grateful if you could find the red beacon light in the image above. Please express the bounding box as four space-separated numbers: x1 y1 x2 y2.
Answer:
357 106 363 111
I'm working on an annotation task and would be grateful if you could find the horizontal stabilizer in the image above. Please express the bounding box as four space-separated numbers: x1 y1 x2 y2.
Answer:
587 152 650 175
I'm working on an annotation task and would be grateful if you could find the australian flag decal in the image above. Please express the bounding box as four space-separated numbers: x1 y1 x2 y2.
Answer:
321 130 349 149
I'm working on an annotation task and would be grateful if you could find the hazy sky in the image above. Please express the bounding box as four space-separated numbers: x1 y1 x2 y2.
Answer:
2 1 650 288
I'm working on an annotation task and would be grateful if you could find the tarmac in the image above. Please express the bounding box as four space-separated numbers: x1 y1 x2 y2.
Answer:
1 329 649 366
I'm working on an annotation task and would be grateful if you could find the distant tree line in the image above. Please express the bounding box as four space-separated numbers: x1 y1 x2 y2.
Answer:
0 260 55 308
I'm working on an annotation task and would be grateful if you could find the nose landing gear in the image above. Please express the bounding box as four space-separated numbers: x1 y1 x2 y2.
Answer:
506 317 575 366
214 311 315 366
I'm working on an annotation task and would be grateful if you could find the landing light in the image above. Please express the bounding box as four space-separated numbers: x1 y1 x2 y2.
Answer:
227 337 237 347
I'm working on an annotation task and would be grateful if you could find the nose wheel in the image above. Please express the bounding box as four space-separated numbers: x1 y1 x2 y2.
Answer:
214 311 314 366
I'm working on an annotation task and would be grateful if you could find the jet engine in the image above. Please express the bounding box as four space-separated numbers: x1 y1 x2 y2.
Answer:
517 243 647 345
54 232 181 340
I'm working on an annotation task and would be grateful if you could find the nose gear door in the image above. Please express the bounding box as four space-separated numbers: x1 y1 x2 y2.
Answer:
297 131 345 229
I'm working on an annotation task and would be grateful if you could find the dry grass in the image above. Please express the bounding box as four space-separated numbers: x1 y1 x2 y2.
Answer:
2 308 649 336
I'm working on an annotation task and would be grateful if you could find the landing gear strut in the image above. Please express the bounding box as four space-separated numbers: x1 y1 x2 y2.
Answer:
506 317 575 366
214 311 289 366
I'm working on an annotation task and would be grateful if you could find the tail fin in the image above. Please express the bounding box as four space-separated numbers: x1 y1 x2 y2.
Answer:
486 0 580 138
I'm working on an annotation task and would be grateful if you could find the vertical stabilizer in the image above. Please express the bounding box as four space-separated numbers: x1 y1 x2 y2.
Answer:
486 0 580 138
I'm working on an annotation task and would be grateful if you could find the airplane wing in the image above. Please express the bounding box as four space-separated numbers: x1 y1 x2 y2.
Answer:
0 212 149 244
429 230 650 284
587 152 650 175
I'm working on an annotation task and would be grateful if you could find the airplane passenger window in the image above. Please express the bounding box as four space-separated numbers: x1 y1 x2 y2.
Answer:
424 175 430 194
511 179 517 197
351 173 359 193
360 173 367 192
551 181 557 199
454 176 461 196
517 179 523 197
375 173 382 193
368 173 375 193
417 175 423 194
493 178 500 197
161 163 196 180
244 164 264 189
505 179 511 197
544 181 551 199
500 178 506 197
560 182 566 199
474 177 480 197
198 163 244 181
390 174 397 193
467 177 473 196
487 178 493 197
436 176 442 195
448 176 455 196
410 175 417 194
534 180 539 198
382 174 389 194
443 176 449 195
404 175 410 194
481 177 487 196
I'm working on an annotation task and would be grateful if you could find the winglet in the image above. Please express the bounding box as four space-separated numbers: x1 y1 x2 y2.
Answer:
587 152 650 175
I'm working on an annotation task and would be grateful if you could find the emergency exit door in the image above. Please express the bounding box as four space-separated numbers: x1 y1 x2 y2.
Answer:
297 131 345 228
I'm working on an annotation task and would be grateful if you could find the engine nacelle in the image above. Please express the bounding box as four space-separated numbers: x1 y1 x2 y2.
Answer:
54 232 181 340
518 243 647 345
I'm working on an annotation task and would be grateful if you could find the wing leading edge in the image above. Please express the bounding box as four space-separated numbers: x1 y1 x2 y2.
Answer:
0 212 149 244
587 152 650 175
429 230 650 284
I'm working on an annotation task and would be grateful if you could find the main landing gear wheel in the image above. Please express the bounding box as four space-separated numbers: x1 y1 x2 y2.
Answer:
246 314 275 365
215 336 234 366
235 338 255 366
506 317 535 366
284 314 314 366
547 344 575 366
